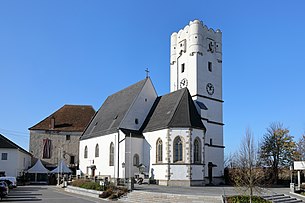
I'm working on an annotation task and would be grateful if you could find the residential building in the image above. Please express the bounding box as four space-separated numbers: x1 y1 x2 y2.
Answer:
0 134 32 177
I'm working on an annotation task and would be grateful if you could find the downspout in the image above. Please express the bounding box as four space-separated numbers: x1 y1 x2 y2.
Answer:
167 129 171 185
176 50 183 91
117 129 120 180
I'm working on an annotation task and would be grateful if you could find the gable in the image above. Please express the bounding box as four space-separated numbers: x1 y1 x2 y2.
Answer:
0 134 31 156
120 78 157 131
143 88 205 132
81 78 156 140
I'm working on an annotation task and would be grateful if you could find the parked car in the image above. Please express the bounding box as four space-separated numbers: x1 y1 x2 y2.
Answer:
0 177 17 188
0 181 8 200
0 180 13 189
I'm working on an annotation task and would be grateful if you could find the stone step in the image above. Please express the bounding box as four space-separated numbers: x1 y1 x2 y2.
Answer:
263 194 285 199
273 197 298 202
266 196 292 201
282 200 303 203
262 193 303 203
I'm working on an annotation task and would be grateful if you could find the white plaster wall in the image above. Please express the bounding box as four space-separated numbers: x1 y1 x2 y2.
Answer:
170 19 222 97
169 128 190 181
170 165 188 180
169 20 224 182
120 78 157 131
192 165 204 180
16 150 31 175
204 146 224 177
124 137 144 178
144 129 168 180
169 128 190 163
79 132 117 178
200 120 224 178
0 148 31 177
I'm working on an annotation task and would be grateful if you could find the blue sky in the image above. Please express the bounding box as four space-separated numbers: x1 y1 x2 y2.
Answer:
0 1 305 155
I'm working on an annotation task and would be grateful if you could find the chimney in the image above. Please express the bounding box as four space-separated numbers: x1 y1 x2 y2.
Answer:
50 117 55 129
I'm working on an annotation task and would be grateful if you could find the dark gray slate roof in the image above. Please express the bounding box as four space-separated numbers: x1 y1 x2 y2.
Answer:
143 88 206 132
81 78 148 140
0 134 32 155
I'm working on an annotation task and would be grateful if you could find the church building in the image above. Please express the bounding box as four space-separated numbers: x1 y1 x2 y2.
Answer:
79 20 224 186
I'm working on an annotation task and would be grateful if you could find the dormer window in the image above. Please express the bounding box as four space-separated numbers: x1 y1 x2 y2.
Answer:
135 118 139 125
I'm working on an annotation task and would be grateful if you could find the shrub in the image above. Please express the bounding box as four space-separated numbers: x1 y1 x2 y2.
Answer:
71 179 102 191
99 186 127 199
99 188 113 198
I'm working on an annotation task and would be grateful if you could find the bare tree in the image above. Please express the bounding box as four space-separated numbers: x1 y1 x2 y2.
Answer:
296 134 305 161
230 129 264 203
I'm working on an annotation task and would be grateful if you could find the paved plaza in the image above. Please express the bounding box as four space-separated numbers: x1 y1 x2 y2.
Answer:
1 184 302 203
1 185 107 203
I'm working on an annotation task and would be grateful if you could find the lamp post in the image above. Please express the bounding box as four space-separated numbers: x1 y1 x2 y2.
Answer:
57 147 61 185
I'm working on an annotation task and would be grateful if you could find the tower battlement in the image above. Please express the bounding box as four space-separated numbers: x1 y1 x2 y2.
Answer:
170 20 222 65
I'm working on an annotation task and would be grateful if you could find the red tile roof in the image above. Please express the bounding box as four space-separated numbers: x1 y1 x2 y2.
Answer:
29 105 95 132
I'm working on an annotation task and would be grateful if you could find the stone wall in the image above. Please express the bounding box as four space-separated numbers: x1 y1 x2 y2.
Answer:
29 130 81 167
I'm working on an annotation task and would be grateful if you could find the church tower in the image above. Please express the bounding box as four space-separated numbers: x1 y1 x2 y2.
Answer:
170 20 224 183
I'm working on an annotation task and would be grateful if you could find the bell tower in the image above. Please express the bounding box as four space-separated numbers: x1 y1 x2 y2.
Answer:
170 20 224 184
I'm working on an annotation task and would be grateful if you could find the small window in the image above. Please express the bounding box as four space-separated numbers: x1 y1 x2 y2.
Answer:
66 135 70 141
156 138 163 163
135 118 139 124
210 138 213 145
133 154 139 166
181 63 185 73
109 142 114 166
144 98 147 102
95 144 99 157
208 61 212 72
1 153 8 160
70 156 75 164
194 138 201 164
84 146 88 159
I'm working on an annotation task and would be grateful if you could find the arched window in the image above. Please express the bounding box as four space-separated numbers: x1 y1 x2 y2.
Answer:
109 142 114 166
133 154 139 166
156 138 163 163
194 138 201 163
95 144 99 157
84 146 88 159
173 136 183 162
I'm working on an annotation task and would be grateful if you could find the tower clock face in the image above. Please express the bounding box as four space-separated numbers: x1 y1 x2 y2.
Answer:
206 83 214 95
180 78 188 88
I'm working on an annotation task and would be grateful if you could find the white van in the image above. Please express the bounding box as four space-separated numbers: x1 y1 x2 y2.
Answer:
0 177 17 188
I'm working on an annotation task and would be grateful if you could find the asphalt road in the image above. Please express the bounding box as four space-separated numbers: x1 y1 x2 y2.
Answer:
1 185 107 203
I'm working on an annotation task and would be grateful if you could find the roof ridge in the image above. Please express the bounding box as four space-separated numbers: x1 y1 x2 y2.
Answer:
63 104 94 107
107 78 148 98
0 134 31 155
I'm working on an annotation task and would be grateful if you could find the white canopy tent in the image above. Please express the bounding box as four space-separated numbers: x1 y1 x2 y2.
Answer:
27 159 49 174
27 159 49 183
51 160 72 174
